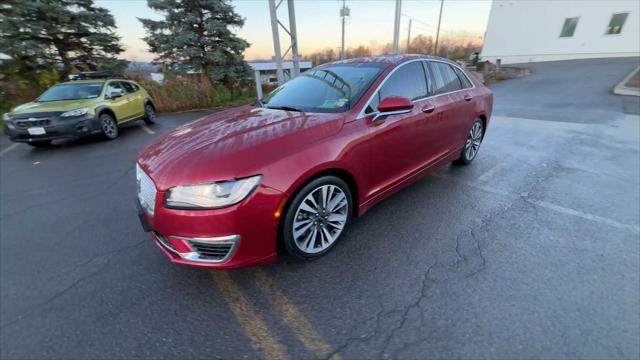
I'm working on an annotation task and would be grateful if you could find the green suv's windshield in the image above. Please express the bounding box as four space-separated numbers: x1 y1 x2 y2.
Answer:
37 82 104 102
262 63 388 113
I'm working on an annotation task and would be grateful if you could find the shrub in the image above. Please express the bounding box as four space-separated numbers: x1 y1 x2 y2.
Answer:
131 74 256 113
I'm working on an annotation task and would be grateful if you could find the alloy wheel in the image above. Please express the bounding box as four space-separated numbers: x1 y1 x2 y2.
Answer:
464 121 483 161
292 184 349 254
146 105 156 122
102 116 117 139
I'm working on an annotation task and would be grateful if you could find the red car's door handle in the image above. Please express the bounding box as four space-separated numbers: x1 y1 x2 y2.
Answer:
421 105 436 113
464 94 473 102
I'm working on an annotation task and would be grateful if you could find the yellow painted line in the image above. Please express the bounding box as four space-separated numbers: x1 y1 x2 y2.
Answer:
211 272 288 360
0 143 19 157
253 269 336 359
140 124 155 135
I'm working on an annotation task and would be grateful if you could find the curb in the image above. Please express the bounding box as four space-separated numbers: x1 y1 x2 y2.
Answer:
613 66 640 96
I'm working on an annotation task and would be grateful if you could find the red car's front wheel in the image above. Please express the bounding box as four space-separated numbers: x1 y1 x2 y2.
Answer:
283 176 353 259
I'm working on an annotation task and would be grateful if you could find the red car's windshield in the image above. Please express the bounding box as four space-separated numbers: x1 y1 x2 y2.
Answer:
263 63 387 113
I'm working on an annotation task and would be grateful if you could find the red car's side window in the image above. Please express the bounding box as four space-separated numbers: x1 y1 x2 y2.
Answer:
428 62 463 95
366 61 428 113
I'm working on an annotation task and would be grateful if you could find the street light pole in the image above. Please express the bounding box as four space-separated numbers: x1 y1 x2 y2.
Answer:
406 19 412 53
434 0 444 56
392 0 402 54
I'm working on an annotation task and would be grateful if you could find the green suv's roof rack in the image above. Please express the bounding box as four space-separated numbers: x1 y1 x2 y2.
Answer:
68 72 126 81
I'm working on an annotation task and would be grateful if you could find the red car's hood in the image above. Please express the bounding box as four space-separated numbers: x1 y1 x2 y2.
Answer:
138 105 345 190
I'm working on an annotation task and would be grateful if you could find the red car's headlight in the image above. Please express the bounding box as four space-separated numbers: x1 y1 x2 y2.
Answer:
164 175 262 210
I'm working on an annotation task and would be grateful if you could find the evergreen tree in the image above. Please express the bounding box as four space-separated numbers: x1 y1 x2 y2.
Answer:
139 0 252 85
0 0 126 79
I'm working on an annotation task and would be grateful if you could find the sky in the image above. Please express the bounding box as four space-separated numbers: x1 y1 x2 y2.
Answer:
95 0 493 62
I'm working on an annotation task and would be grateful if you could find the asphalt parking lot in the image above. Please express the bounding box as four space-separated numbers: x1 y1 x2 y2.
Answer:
1 57 639 359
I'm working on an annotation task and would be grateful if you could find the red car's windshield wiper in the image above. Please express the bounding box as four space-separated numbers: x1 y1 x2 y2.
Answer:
266 105 303 112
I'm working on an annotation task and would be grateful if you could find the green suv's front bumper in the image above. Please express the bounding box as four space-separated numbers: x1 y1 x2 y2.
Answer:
3 112 102 143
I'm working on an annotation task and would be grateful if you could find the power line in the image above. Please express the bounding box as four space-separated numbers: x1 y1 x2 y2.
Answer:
401 13 456 34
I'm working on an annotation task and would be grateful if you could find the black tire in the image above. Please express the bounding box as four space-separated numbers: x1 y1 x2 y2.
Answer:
454 118 484 165
143 103 156 125
99 113 118 140
283 176 353 259
27 140 52 147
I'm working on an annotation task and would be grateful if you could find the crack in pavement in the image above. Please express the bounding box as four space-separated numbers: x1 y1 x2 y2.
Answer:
382 163 563 357
327 169 539 358
381 158 570 357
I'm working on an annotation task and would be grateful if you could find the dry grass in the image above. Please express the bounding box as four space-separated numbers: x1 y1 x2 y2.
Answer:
134 75 257 113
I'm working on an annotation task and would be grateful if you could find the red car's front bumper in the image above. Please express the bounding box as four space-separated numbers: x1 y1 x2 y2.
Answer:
138 185 285 269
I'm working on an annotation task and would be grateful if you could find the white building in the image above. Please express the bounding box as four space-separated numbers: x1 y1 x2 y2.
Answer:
481 0 640 64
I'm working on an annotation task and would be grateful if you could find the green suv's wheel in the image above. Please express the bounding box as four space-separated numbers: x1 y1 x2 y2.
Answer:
100 113 118 140
143 104 156 125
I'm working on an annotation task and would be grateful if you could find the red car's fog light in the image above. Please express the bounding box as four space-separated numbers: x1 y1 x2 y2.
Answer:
166 236 193 253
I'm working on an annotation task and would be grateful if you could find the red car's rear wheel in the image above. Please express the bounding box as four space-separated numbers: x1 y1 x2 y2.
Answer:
456 118 484 165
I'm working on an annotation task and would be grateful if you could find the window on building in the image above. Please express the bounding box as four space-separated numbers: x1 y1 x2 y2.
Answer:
560 17 579 37
606 13 628 35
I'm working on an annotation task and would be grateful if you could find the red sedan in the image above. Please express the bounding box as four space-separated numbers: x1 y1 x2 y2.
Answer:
136 55 493 269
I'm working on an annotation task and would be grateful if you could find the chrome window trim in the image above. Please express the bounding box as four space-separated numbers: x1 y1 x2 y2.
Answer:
357 58 476 120
372 108 412 121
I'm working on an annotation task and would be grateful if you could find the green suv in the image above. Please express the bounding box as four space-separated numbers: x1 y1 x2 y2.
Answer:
2 74 156 146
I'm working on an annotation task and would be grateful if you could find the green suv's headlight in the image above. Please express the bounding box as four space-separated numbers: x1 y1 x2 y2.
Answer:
60 108 89 117
165 175 262 209
2 113 11 121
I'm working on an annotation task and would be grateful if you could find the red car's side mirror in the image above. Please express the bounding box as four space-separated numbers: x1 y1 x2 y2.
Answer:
377 96 414 113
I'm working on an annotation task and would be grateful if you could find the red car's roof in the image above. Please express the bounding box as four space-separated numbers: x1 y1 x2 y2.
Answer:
327 54 449 66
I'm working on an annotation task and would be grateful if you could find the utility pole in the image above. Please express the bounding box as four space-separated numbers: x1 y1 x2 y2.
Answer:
434 0 444 56
392 0 402 54
287 0 300 77
406 19 412 53
268 0 284 85
339 0 349 60
268 0 299 85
